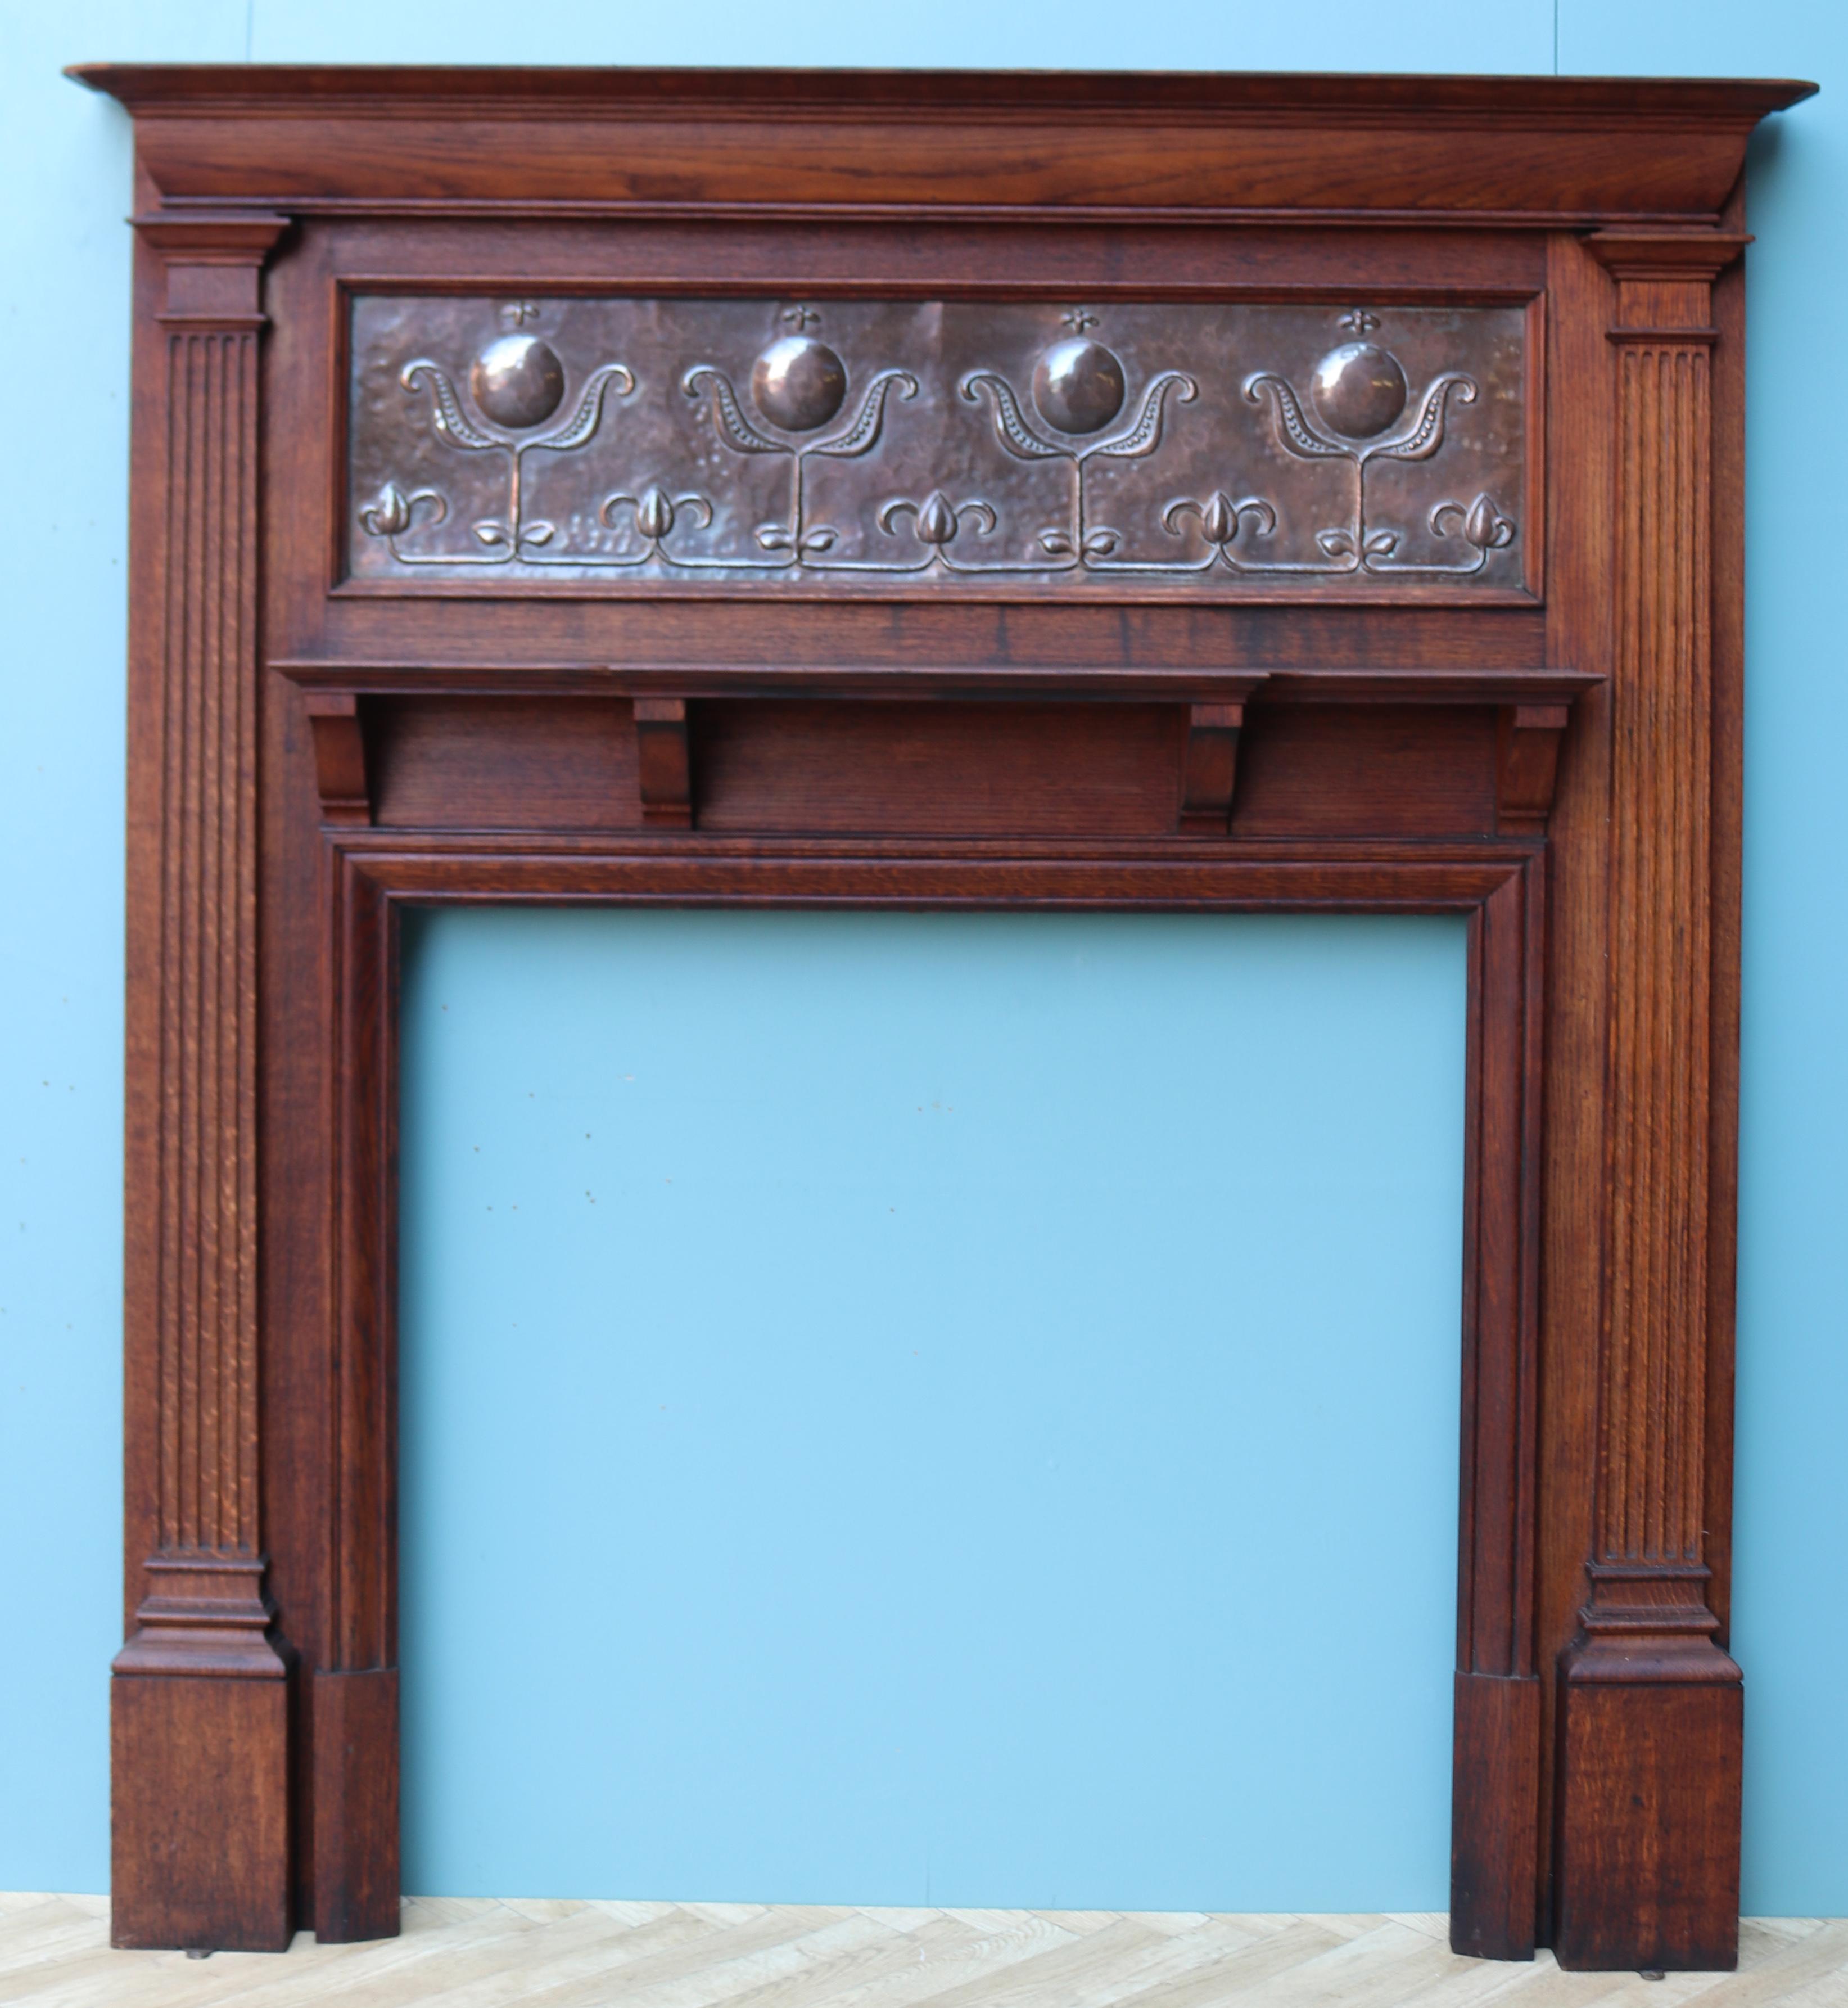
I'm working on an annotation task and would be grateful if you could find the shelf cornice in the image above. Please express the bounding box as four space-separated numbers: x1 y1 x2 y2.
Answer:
69 65 1815 226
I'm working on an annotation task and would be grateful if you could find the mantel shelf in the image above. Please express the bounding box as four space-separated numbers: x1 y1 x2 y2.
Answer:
273 661 1602 706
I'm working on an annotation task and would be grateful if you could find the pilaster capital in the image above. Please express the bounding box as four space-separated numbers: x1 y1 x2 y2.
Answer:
132 210 291 324
1585 228 1750 286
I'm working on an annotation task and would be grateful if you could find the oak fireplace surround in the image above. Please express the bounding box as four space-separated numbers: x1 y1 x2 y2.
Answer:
75 61 1813 1971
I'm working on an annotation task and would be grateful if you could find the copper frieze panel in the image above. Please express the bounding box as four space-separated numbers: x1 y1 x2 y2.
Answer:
347 296 1530 595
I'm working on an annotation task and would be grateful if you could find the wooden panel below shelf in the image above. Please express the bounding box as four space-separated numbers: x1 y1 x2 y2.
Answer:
369 697 639 830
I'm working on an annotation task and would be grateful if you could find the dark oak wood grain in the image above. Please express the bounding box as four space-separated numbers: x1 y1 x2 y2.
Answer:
73 62 1806 1968
71 67 1810 225
111 1675 291 1952
311 1668 400 1944
110 207 295 1953
1552 225 1752 1975
633 697 694 828
1452 1671 1542 1961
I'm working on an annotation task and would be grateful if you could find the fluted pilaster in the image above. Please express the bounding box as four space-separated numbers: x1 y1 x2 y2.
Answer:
117 215 287 1677
111 212 293 1955
1555 230 1746 1975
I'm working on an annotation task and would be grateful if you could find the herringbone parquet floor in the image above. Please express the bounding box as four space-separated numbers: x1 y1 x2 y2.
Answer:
5 1894 1846 2008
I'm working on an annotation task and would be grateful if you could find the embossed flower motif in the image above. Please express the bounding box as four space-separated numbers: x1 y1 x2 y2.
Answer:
636 488 676 541
1433 493 1517 552
880 491 997 553
915 492 960 546
602 486 716 550
358 481 445 543
1464 493 1517 550
1199 494 1239 547
1162 492 1276 556
359 482 412 537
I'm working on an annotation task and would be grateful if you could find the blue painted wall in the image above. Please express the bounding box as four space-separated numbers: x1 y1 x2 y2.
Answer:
399 909 1466 1907
3 0 1843 1913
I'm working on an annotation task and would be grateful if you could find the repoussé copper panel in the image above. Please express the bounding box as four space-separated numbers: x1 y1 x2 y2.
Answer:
347 295 1528 594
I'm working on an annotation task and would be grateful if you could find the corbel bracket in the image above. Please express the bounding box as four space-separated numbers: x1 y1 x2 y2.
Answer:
1177 701 1249 834
1495 703 1571 834
302 692 371 827
634 696 694 827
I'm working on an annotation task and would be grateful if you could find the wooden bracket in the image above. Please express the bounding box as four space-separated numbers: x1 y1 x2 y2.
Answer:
634 697 693 827
1495 703 1570 834
1178 702 1245 834
302 692 370 827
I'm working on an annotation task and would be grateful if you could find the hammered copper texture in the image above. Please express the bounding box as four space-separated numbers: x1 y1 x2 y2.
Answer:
347 296 1528 595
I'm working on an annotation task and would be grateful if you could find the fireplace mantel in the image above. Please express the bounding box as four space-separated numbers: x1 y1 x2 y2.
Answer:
73 60 1814 1972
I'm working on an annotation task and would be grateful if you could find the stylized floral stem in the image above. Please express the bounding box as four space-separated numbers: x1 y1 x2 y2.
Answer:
1214 367 1510 579
364 358 636 565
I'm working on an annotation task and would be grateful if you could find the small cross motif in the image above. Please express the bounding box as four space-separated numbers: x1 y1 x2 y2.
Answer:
780 305 822 330
501 300 543 328
1340 308 1382 336
1063 309 1101 332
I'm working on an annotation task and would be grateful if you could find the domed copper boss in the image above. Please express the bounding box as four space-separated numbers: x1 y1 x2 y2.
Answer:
1309 341 1409 439
751 334 849 431
1032 336 1127 435
469 333 567 430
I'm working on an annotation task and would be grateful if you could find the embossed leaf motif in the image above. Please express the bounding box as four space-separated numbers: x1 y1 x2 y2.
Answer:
1038 529 1076 557
1363 528 1399 558
1317 528 1357 559
401 360 499 452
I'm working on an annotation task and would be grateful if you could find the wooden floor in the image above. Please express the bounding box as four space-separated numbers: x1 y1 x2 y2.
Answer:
7 1895 1847 2007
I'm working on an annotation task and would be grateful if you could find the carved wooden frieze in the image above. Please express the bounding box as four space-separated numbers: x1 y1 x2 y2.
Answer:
347 296 1529 594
